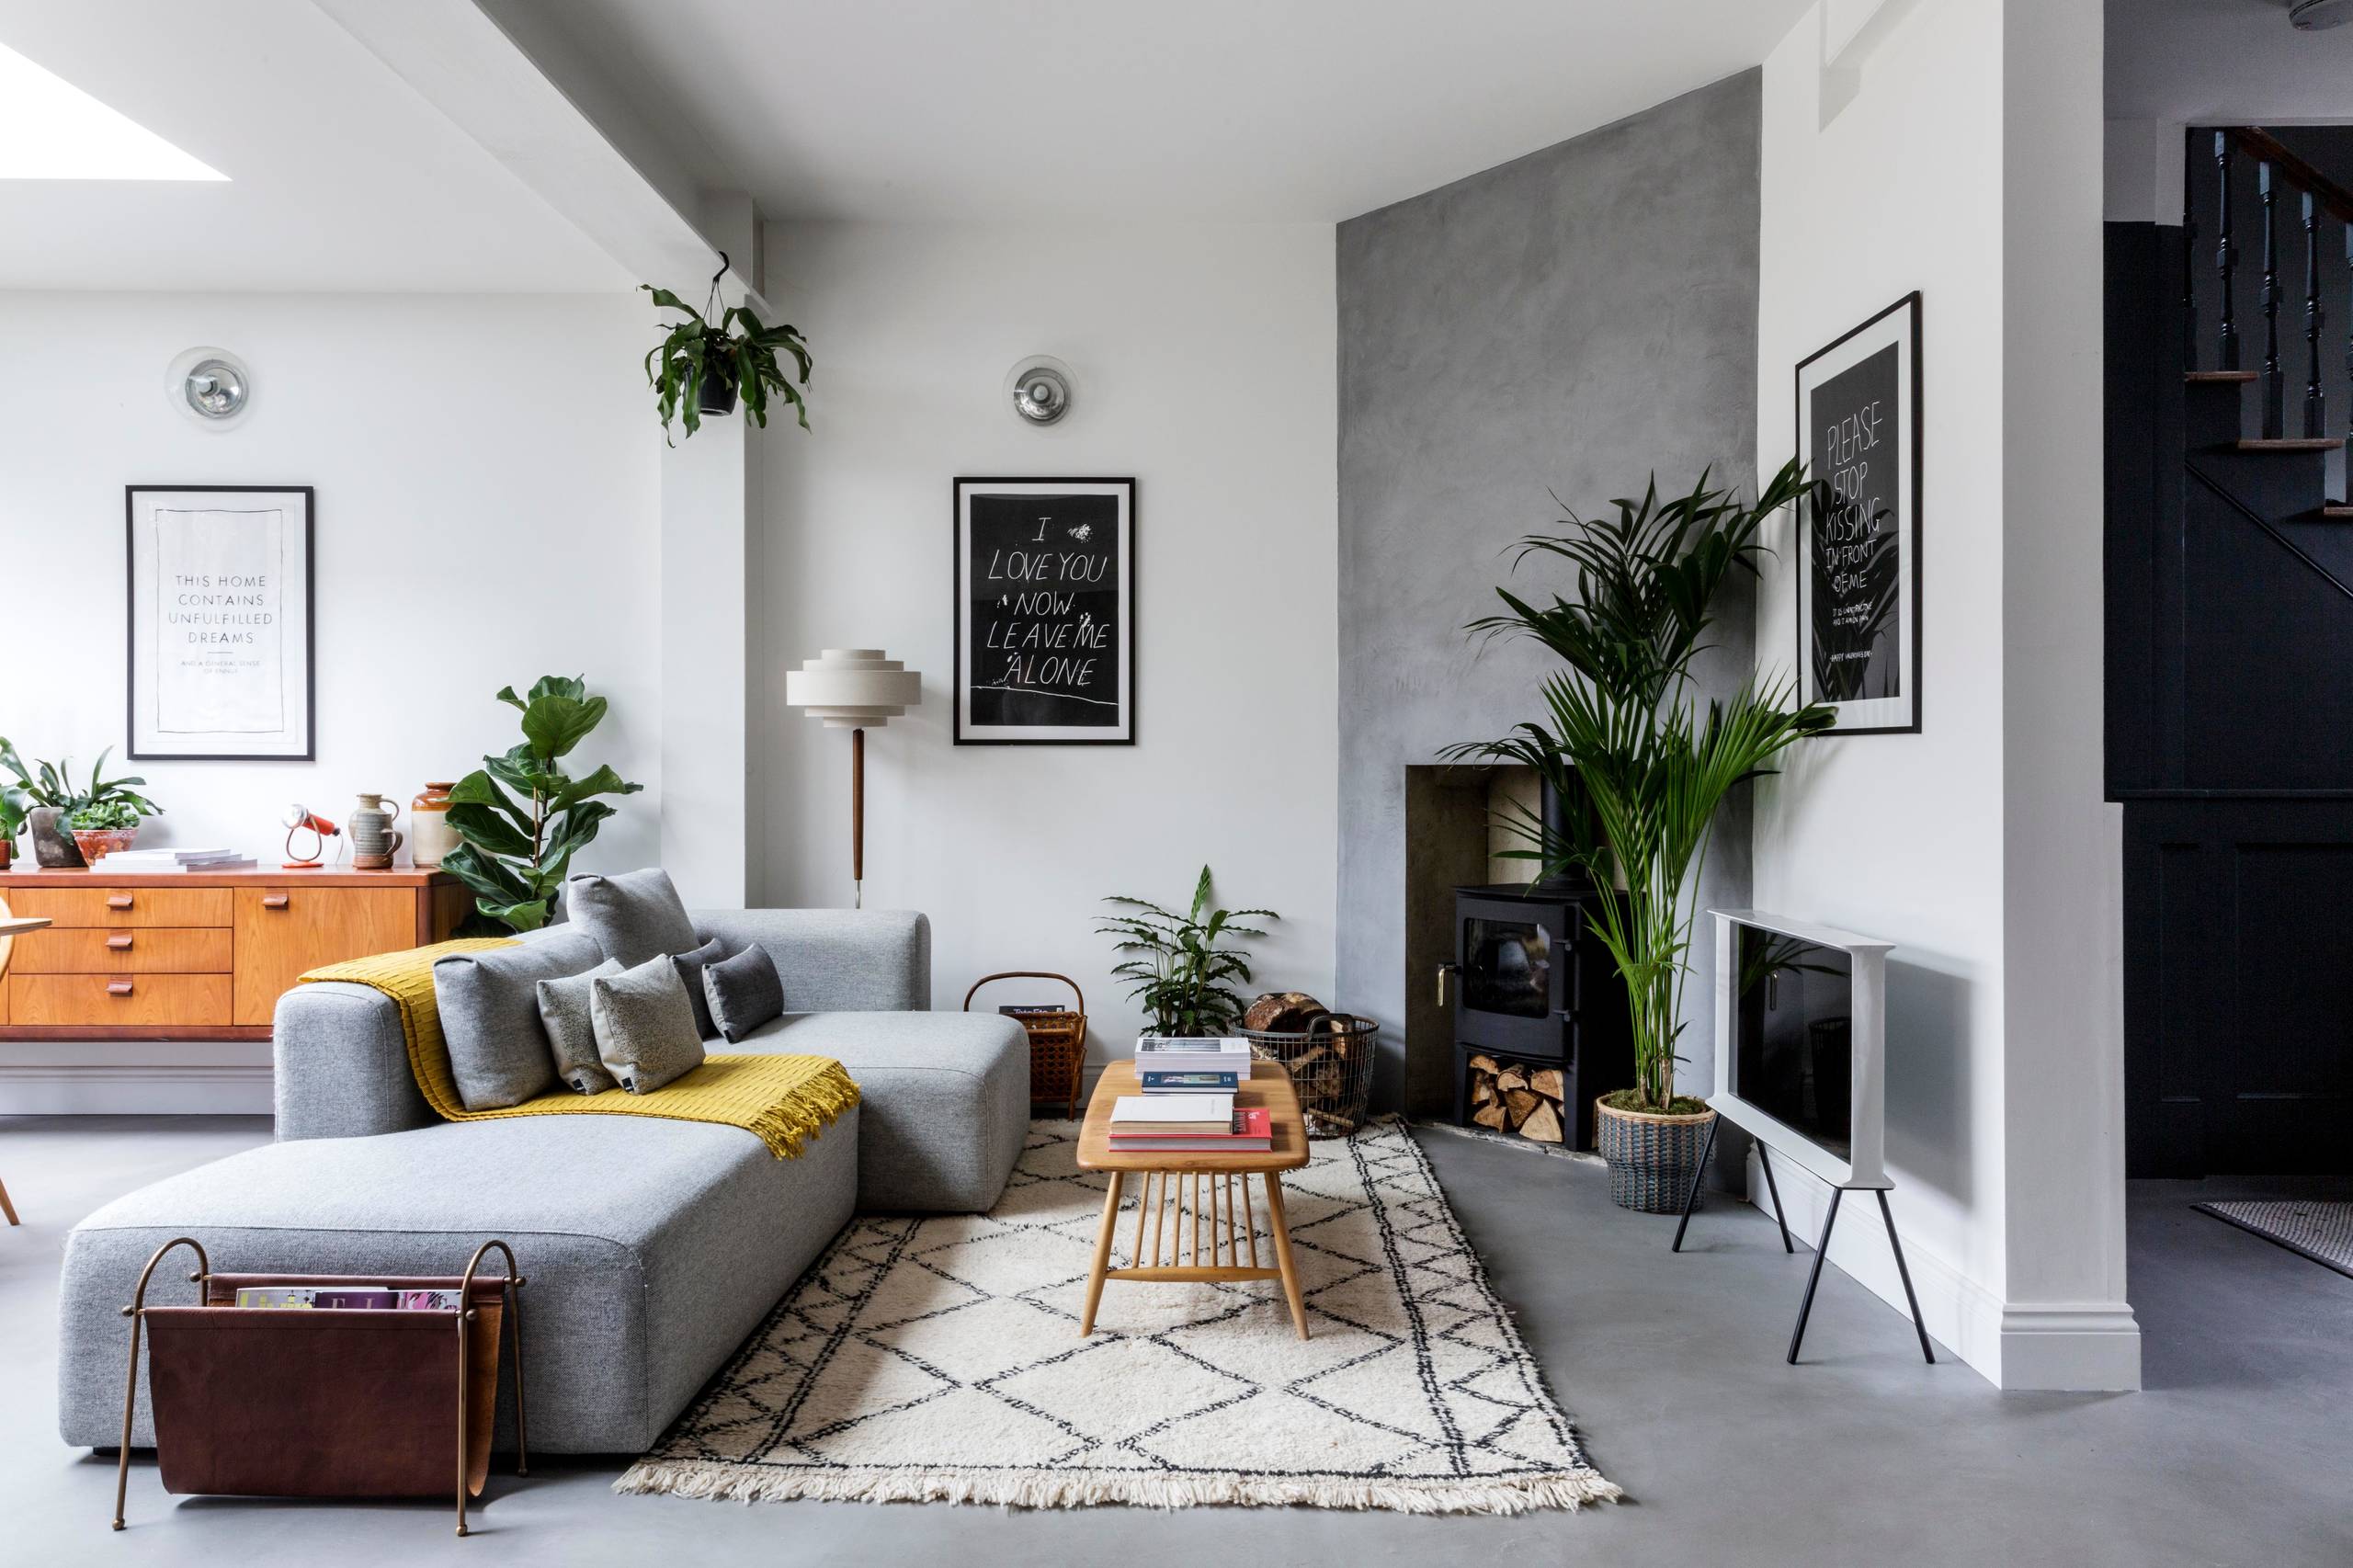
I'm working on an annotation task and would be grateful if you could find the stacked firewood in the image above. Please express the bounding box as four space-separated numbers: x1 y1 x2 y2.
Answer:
1465 1053 1566 1143
1242 993 1373 1137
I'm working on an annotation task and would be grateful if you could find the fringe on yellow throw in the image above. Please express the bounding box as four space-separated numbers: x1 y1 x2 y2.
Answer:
299 938 859 1159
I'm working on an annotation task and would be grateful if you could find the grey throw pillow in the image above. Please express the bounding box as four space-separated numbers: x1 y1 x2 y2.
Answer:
591 954 708 1094
703 942 785 1043
536 957 624 1094
566 868 699 967
670 936 729 1040
433 931 606 1110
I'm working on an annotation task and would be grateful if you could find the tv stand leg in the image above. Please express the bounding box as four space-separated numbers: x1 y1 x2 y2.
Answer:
1669 1115 1721 1253
1877 1190 1936 1364
1755 1143 1794 1255
1787 1187 1843 1363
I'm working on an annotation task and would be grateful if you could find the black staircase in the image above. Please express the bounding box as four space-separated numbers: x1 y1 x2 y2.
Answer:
2110 128 2353 1177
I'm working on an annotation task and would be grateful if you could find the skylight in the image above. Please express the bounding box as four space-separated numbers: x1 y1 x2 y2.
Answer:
0 40 225 180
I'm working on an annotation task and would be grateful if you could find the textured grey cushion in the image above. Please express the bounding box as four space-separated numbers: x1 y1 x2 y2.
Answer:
272 909 933 1143
593 955 707 1094
431 931 605 1109
671 936 728 1040
537 957 624 1093
56 1108 858 1453
703 942 785 1042
733 1010 1029 1211
567 868 699 966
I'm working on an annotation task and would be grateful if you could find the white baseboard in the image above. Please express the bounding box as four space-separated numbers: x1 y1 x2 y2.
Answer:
0 1040 275 1115
1743 1148 2140 1392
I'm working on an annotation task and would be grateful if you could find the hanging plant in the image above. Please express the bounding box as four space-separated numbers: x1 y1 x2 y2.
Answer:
641 252 812 444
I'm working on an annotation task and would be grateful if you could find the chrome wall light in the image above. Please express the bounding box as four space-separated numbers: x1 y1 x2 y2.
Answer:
167 347 252 428
1005 356 1074 426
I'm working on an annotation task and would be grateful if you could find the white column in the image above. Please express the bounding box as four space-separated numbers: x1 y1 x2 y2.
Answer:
660 413 754 908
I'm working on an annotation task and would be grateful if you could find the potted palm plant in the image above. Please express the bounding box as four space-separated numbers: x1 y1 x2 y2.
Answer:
642 255 813 444
1097 866 1279 1035
1450 463 1832 1211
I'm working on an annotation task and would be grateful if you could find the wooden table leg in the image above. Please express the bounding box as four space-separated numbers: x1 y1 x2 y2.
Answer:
0 1176 16 1227
1261 1172 1310 1341
1079 1170 1125 1336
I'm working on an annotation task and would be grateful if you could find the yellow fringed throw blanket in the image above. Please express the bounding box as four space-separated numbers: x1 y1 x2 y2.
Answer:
298 938 858 1159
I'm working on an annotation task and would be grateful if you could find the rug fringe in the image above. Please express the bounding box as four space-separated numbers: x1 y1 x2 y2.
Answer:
613 1459 1623 1515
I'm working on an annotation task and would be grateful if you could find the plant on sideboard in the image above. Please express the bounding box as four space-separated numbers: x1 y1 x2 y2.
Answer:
0 741 163 869
439 676 643 933
1097 866 1279 1036
642 255 813 444
1445 462 1833 1210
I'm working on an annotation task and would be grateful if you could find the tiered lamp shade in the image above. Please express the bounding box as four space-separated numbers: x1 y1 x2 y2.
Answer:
785 649 923 726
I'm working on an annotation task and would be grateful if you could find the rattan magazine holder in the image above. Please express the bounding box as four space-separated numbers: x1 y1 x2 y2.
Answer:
111 1236 527 1537
965 971 1089 1119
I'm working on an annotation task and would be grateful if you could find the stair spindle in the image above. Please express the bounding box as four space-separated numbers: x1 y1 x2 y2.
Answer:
2261 160 2284 438
2344 220 2352 491
2217 132 2239 371
2183 130 2200 371
2304 192 2326 440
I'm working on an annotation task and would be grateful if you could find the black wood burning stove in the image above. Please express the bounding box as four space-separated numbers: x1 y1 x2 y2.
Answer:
1439 876 1633 1152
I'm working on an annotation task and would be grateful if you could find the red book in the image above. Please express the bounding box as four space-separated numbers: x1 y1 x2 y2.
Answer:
1108 1107 1273 1151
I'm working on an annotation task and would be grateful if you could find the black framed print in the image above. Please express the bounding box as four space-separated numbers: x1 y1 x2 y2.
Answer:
126 484 315 760
954 477 1134 744
1795 292 1922 734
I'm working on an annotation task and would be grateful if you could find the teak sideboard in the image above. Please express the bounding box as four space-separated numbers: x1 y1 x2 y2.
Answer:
0 869 468 1040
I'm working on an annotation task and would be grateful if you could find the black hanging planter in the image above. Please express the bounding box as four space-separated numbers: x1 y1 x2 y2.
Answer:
696 373 739 418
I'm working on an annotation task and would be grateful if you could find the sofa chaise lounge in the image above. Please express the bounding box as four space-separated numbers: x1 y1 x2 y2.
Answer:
56 908 1029 1454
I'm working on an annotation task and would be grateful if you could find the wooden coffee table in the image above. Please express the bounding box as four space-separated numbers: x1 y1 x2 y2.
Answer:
1074 1059 1313 1338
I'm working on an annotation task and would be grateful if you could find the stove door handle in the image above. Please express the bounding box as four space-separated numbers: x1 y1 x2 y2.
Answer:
1436 963 1460 1009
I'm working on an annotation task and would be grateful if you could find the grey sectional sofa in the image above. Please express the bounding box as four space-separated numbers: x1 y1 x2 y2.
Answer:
57 908 1029 1454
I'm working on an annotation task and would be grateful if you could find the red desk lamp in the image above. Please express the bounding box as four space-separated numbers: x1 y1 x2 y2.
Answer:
281 804 340 869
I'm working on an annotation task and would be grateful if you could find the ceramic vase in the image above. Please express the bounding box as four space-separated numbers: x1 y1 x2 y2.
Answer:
26 806 85 869
410 782 458 870
349 793 404 870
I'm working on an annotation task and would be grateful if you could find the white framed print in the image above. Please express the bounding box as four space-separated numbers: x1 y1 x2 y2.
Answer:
953 477 1134 744
1795 292 1922 734
127 485 314 760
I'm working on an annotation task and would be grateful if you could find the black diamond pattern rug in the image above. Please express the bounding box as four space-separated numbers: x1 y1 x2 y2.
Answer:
618 1119 1620 1512
2196 1199 2353 1280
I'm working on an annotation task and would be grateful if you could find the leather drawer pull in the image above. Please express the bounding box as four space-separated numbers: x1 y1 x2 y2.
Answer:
261 894 290 910
107 935 134 951
107 894 134 911
107 982 134 997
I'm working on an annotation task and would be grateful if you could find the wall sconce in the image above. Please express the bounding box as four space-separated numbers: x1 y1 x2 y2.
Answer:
1005 356 1074 426
167 347 252 428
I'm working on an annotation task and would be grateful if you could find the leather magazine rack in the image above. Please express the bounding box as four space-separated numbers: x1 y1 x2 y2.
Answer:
112 1237 528 1537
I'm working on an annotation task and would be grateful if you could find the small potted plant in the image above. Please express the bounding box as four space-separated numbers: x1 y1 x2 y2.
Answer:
0 742 162 869
642 256 812 444
1450 464 1831 1211
64 798 147 866
1097 866 1278 1036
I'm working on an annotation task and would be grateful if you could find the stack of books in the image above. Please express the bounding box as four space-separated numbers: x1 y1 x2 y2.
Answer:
1132 1035 1255 1096
1107 1092 1273 1153
89 846 256 873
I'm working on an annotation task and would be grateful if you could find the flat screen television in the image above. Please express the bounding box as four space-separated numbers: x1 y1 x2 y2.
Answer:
1710 910 1893 1189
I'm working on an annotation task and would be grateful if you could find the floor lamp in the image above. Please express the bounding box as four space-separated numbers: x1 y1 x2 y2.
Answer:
785 648 921 909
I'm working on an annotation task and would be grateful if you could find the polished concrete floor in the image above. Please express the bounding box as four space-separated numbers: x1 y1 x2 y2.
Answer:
3 1115 2345 1566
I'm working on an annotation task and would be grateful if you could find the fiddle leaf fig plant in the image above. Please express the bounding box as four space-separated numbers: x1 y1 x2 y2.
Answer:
440 676 644 933
642 254 812 444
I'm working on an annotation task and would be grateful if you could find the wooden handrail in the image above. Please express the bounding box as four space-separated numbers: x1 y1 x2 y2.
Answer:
2229 126 2353 227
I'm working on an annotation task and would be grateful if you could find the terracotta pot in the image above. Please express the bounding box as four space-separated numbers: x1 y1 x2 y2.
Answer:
1594 1096 1716 1214
0 836 11 871
410 782 459 869
69 826 140 867
27 806 84 869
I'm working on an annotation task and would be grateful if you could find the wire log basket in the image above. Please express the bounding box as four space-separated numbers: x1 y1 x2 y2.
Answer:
964 971 1088 1119
1241 1014 1378 1138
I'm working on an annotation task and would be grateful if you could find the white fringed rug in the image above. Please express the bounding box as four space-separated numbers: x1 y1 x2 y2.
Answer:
618 1119 1619 1513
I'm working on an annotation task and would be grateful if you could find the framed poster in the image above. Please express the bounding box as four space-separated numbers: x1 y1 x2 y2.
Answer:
953 477 1134 744
1795 292 1921 734
126 484 314 760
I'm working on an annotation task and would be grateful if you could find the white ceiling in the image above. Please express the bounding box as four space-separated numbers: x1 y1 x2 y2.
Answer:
486 0 1813 223
0 0 630 291
2108 0 2353 123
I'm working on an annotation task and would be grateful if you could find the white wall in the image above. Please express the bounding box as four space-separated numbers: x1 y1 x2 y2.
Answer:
1753 0 2132 1390
756 223 1337 1063
0 291 662 1108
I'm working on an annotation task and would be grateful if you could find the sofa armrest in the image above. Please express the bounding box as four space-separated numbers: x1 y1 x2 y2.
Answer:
690 908 930 1013
272 981 436 1141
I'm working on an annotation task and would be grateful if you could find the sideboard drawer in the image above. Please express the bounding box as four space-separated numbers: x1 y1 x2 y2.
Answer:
6 887 234 929
233 886 419 1025
8 926 233 975
8 973 233 1027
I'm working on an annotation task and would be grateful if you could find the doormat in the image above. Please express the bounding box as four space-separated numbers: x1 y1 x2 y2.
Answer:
2195 1199 2353 1280
619 1119 1620 1513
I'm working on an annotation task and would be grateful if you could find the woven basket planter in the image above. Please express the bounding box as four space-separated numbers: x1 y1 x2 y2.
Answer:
1594 1097 1715 1214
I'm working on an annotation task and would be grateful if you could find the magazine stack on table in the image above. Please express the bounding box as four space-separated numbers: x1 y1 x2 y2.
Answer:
1131 1035 1255 1096
1107 1091 1273 1153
